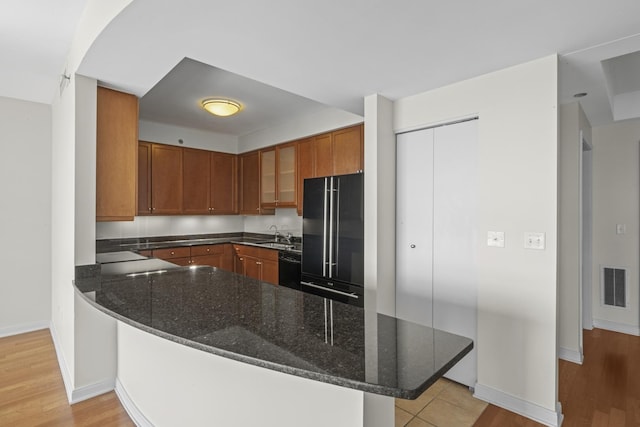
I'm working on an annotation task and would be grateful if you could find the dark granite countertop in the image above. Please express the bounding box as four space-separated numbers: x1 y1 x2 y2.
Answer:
75 264 472 399
97 233 301 254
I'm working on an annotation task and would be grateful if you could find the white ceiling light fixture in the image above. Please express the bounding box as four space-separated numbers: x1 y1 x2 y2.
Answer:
201 98 242 117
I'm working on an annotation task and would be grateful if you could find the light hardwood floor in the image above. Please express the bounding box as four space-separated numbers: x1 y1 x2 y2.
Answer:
0 329 133 427
3 328 638 426
474 328 640 427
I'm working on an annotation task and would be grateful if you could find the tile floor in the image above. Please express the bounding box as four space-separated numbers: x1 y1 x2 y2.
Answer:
395 378 488 427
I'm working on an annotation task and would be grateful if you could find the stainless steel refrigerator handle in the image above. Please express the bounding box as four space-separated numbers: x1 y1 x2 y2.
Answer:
334 178 340 275
300 281 360 299
322 177 328 277
323 298 328 344
330 299 334 346
328 176 335 278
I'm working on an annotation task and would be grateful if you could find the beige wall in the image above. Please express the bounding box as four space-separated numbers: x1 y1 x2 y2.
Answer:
591 118 640 334
0 96 52 336
393 55 560 424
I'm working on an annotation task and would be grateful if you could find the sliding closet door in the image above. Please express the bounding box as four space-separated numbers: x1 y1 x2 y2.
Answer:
396 128 434 327
432 119 478 387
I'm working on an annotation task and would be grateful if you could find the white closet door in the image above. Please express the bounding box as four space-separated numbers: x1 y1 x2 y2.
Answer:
396 128 434 327
433 120 477 387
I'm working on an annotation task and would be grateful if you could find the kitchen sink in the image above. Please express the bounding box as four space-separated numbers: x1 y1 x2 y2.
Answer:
254 241 297 250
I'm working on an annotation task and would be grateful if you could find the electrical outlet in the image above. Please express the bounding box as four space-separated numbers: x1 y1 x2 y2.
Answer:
487 231 505 248
524 232 545 250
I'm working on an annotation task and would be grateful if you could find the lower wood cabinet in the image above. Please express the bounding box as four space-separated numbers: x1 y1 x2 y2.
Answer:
150 244 233 271
233 245 278 285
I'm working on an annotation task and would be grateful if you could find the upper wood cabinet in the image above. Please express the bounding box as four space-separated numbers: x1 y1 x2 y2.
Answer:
239 150 262 215
332 125 363 175
295 124 364 215
260 142 297 209
137 141 152 215
210 152 238 214
96 87 139 221
139 142 183 215
182 148 211 214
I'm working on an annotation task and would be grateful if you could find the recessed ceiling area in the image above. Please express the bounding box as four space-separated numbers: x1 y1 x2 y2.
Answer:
601 50 640 122
138 58 333 136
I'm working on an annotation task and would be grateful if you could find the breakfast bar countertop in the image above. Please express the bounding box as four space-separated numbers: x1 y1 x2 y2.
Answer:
75 263 472 400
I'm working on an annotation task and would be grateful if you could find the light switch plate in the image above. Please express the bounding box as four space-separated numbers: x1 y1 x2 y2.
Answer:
524 232 545 250
487 231 505 248
616 224 626 235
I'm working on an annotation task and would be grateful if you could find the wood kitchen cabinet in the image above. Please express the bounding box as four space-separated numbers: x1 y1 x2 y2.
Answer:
96 86 139 221
260 142 297 209
183 149 238 215
295 124 364 215
240 150 273 215
138 142 183 215
182 148 211 214
151 244 234 271
233 245 278 285
210 152 238 214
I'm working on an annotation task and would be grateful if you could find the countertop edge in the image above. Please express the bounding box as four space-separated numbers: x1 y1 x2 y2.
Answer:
74 282 454 399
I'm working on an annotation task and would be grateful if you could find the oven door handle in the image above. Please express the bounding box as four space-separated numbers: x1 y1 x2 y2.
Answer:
300 281 359 299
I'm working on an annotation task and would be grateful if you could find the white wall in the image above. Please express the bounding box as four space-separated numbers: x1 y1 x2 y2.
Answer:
139 119 238 153
238 107 362 153
117 321 364 427
96 215 245 239
558 102 592 362
591 118 640 335
51 0 135 400
0 96 52 336
363 95 396 316
243 207 302 236
392 56 560 424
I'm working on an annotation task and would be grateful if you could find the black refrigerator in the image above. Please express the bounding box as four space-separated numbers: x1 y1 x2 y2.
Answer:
301 173 364 307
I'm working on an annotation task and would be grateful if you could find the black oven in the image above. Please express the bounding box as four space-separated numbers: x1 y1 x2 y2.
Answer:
278 251 301 290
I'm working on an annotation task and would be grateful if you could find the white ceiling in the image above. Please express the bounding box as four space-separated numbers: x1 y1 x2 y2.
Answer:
3 0 640 130
0 0 89 104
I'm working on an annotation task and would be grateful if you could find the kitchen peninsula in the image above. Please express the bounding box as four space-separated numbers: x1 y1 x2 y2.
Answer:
76 235 473 426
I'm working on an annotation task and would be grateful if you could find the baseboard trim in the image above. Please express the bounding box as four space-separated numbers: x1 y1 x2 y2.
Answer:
592 319 640 336
70 379 116 404
115 378 154 427
0 321 50 339
49 321 74 403
474 383 563 427
558 347 583 365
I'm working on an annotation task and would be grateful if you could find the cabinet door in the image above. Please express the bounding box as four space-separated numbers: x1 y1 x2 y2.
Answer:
182 148 210 214
296 137 314 215
137 142 152 215
220 244 234 271
276 143 297 207
260 148 276 207
332 125 363 175
210 152 237 214
261 259 279 285
151 144 183 214
244 256 262 281
96 86 138 221
314 133 333 177
239 151 261 215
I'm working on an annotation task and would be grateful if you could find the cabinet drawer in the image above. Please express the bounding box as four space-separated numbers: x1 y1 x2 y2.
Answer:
233 244 278 261
191 244 225 256
153 247 191 259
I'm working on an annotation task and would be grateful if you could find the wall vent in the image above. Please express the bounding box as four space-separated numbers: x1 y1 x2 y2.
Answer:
602 267 626 308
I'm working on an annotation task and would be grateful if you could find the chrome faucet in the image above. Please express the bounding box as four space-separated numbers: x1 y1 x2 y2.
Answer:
268 224 279 242
284 232 293 244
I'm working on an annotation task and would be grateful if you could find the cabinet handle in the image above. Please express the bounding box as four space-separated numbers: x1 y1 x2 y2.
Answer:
170 251 175 255
206 248 210 253
256 261 262 265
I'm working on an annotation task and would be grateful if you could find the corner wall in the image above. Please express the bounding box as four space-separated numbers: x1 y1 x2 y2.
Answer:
0 96 52 336
591 118 640 335
558 102 592 363
393 55 560 425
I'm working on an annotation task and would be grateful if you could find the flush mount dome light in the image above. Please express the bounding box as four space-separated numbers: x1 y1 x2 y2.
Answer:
202 98 242 117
